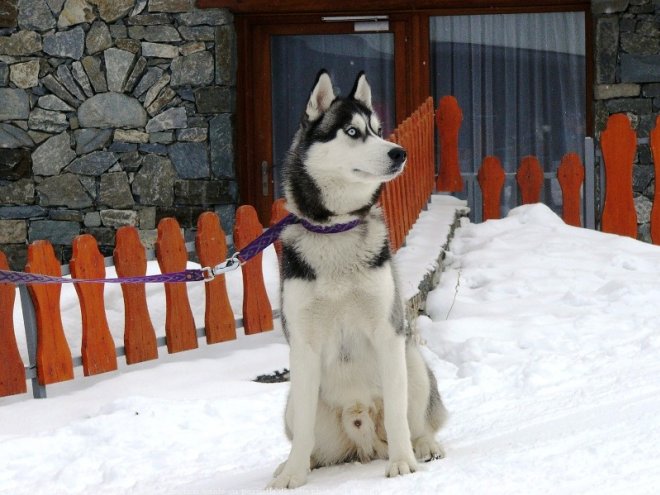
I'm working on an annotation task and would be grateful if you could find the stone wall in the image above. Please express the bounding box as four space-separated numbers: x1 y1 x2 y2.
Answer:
0 0 236 269
593 0 660 241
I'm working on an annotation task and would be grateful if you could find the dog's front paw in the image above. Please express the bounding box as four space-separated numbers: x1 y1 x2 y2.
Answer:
386 458 418 477
267 467 308 490
272 461 286 478
413 436 445 462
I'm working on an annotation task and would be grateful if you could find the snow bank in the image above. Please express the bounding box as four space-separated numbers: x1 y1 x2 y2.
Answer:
3 202 660 494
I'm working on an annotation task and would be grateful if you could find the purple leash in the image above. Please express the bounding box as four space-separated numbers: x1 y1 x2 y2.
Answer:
235 214 361 263
0 213 362 285
209 213 361 278
0 270 206 285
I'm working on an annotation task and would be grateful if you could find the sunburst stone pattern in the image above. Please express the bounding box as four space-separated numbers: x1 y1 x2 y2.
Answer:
0 0 237 269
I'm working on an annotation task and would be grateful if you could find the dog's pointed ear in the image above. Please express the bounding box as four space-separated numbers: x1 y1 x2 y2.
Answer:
350 71 373 110
306 70 335 121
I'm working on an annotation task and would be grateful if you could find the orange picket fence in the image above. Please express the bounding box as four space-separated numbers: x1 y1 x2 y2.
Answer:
0 98 439 400
474 152 588 225
0 209 277 399
435 95 660 242
5 97 658 400
381 97 436 251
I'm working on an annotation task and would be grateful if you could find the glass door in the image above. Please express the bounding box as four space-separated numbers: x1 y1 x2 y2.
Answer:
430 12 586 222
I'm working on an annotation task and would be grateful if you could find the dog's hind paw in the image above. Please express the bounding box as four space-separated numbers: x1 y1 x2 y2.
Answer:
413 436 445 462
267 471 307 490
386 458 418 478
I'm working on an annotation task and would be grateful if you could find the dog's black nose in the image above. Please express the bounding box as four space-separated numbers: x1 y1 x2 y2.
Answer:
388 147 406 174
388 147 407 165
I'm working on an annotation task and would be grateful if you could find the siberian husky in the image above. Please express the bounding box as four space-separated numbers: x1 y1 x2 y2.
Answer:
268 70 447 489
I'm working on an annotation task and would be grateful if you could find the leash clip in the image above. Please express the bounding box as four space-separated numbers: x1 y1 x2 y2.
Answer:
203 253 242 282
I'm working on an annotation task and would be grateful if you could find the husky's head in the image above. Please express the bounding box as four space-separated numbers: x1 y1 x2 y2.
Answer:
283 70 406 223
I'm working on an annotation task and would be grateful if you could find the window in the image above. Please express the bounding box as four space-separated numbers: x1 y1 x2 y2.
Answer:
430 12 587 220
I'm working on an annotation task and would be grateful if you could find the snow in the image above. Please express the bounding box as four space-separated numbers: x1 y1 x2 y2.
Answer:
3 199 660 494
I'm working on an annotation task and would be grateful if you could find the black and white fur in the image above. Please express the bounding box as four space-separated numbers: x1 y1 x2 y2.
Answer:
268 71 447 489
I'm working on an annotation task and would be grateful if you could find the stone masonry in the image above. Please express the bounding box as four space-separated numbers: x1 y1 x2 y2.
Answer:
0 0 236 269
593 0 660 241
3 0 659 270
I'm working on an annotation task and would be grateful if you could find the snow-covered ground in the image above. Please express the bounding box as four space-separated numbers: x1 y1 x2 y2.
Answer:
2 199 660 495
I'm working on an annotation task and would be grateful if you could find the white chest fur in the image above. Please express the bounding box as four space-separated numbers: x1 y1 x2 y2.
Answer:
280 211 399 410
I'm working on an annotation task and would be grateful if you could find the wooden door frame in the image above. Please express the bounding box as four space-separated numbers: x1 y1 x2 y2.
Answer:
230 3 591 223
199 0 590 15
236 13 428 223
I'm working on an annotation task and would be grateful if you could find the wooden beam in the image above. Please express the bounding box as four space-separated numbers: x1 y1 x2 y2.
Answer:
196 0 590 15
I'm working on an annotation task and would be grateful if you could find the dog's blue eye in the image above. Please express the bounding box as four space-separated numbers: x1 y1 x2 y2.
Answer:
346 127 359 138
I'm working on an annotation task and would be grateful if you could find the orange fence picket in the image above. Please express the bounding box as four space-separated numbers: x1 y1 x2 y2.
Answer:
650 116 660 245
234 205 273 334
422 99 430 195
70 235 118 376
0 251 26 397
402 120 416 233
600 113 637 238
517 156 544 205
408 114 418 217
395 124 408 239
156 218 198 353
412 123 419 211
425 97 436 196
414 112 424 213
25 241 74 385
436 95 463 192
114 227 158 364
421 100 429 191
196 212 236 344
420 96 435 194
557 153 585 227
418 106 430 209
385 131 403 251
477 156 505 221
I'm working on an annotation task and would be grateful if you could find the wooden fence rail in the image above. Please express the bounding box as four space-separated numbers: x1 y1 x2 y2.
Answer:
1 98 437 400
